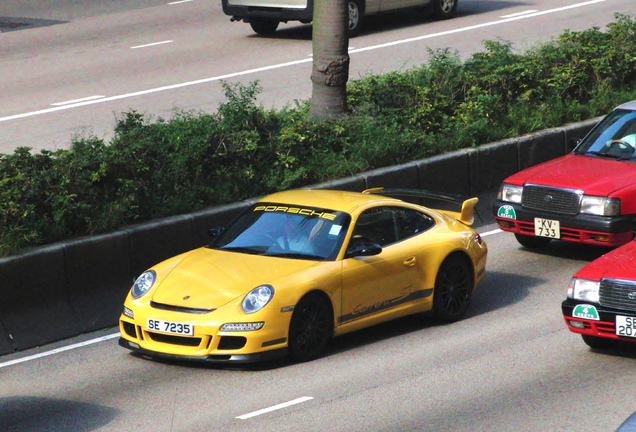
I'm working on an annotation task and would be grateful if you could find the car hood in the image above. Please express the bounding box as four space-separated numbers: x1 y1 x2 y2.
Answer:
151 248 320 309
575 241 636 281
507 154 636 195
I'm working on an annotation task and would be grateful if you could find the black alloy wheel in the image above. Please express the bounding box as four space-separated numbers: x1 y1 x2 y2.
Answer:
288 293 333 361
433 255 473 323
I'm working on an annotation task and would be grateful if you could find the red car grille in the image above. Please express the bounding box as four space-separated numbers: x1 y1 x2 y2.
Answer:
522 185 581 214
600 279 636 312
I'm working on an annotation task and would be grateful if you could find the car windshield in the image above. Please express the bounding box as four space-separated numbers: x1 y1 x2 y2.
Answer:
209 203 351 261
574 109 636 160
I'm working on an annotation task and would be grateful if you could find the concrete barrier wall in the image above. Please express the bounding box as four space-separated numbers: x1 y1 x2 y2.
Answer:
0 118 599 355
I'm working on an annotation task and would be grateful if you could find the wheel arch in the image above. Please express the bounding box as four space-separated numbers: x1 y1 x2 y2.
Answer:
437 249 476 287
294 289 336 335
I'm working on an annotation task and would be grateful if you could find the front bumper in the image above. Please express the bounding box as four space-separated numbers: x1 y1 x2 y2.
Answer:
119 308 292 363
221 0 313 22
492 200 634 246
119 337 287 363
561 299 636 343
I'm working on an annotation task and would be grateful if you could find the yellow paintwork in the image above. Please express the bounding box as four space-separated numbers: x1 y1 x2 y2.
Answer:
119 189 487 361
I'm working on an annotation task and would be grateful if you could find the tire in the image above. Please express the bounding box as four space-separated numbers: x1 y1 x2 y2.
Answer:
581 334 615 350
514 233 552 249
249 18 279 35
431 0 457 19
347 0 364 37
433 255 474 323
288 293 333 362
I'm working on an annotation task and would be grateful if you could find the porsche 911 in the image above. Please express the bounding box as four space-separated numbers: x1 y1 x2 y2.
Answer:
119 188 487 363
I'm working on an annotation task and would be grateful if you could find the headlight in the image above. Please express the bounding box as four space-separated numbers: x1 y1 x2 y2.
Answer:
242 285 274 314
580 196 620 216
498 183 523 203
131 270 156 299
567 278 600 302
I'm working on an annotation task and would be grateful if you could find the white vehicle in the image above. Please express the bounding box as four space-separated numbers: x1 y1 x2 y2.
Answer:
221 0 458 36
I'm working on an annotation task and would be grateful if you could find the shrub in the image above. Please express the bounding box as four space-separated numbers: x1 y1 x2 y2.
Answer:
1 14 635 256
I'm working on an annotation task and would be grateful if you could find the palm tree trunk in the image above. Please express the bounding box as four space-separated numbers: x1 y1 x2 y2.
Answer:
308 0 350 120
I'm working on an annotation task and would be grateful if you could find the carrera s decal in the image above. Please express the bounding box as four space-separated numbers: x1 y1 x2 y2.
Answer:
338 288 434 323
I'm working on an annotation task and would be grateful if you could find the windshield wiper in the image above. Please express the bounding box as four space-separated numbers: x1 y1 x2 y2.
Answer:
216 246 265 255
266 252 324 260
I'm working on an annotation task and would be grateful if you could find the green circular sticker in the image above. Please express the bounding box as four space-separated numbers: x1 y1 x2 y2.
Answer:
497 205 517 220
573 304 600 321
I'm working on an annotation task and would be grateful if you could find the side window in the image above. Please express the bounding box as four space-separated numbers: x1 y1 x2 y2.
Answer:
395 208 435 240
351 207 398 247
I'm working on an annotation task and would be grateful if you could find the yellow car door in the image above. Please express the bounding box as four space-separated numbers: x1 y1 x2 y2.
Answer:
339 206 431 325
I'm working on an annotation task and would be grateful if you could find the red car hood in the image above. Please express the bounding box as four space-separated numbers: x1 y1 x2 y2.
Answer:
576 241 636 281
506 154 636 196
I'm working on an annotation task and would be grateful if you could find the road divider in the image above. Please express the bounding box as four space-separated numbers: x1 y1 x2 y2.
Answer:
0 118 599 355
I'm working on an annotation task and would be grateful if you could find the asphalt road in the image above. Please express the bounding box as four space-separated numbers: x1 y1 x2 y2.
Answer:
1 0 634 153
2 227 636 432
2 1 636 431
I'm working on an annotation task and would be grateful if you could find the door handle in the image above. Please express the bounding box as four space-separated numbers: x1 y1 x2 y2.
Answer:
403 256 417 267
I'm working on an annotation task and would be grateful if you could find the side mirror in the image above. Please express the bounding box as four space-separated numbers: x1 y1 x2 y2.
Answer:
345 242 382 259
208 227 224 238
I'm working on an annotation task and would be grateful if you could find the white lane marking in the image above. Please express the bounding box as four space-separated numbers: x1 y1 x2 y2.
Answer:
236 396 314 420
501 10 539 18
131 40 174 49
51 95 106 106
480 228 503 237
0 58 312 123
348 0 607 54
0 0 606 124
169 0 194 4
0 333 119 369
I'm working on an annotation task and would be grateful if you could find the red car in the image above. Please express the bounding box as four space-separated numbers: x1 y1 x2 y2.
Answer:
562 239 636 349
493 100 636 248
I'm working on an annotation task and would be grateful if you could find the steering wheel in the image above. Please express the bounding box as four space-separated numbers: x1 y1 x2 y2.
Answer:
609 139 629 148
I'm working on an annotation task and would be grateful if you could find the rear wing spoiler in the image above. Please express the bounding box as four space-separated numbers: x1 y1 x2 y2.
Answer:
363 187 478 226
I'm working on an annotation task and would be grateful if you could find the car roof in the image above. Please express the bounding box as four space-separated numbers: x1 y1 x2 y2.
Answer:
257 189 401 214
617 99 636 111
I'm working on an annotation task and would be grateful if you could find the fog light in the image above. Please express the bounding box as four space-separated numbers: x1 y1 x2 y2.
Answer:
123 306 134 319
569 320 586 329
592 234 610 242
498 220 514 229
220 322 264 331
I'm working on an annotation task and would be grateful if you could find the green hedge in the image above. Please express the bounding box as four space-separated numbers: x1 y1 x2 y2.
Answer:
1 13 635 257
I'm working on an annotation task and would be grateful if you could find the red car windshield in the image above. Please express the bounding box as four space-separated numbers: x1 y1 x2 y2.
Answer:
575 109 636 160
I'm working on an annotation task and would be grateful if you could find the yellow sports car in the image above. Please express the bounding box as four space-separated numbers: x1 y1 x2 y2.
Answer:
119 188 487 363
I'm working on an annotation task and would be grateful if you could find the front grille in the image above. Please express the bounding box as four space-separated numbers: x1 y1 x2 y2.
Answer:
522 185 581 214
600 278 636 312
147 332 202 347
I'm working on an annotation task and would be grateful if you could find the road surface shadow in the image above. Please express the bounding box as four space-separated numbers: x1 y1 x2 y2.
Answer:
0 17 65 32
0 396 118 432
